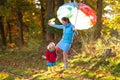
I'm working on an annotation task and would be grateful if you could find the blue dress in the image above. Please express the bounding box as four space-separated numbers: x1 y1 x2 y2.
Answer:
51 23 75 52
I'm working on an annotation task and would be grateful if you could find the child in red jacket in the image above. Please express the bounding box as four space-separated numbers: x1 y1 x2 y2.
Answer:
42 42 57 72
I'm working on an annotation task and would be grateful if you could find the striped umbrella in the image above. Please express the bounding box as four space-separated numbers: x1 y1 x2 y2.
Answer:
57 2 97 30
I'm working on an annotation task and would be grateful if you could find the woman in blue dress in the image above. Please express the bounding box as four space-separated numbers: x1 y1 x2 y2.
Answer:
48 17 76 69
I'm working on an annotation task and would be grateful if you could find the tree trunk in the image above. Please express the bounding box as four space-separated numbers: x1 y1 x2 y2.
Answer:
40 1 46 40
17 10 24 47
71 0 74 2
0 16 6 46
92 0 102 40
46 0 55 42
7 21 12 43
0 0 6 6
56 0 64 8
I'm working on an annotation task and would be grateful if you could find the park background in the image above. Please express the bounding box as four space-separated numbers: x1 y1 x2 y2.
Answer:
0 0 120 79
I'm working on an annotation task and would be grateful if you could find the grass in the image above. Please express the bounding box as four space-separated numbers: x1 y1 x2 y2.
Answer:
0 46 46 79
1 50 120 80
0 38 120 80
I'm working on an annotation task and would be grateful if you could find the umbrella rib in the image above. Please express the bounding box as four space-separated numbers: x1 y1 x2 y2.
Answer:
74 1 82 28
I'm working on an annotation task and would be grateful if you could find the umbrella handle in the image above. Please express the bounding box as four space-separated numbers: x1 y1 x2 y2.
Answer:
74 0 83 29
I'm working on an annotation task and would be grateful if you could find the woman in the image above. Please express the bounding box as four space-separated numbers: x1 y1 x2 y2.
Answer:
48 17 76 69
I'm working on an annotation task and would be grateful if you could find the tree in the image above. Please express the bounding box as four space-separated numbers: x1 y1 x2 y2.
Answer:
56 0 64 9
7 21 12 43
39 0 46 40
12 0 30 47
0 0 7 46
17 10 24 47
91 0 102 40
0 16 6 46
0 0 37 47
0 0 6 6
45 0 55 42
0 0 25 47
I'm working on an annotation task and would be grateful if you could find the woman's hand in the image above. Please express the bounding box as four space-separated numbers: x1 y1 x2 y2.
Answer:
74 29 78 35
48 21 55 25
48 18 55 26
48 21 51 26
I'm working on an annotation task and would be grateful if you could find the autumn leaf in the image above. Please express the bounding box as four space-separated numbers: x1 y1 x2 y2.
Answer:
8 43 15 48
0 72 9 79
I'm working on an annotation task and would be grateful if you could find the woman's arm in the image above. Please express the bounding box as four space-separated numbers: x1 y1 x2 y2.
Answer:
48 21 64 29
72 25 78 35
51 24 64 29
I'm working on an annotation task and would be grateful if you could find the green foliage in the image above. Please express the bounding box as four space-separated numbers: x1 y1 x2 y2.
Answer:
0 72 9 80
110 63 120 76
1 37 120 79
108 15 120 30
102 75 116 80
94 39 106 51
0 0 120 79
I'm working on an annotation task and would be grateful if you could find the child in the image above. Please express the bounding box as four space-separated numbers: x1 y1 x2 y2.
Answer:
42 42 57 72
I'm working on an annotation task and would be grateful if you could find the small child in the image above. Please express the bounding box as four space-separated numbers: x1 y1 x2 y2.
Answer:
42 42 57 72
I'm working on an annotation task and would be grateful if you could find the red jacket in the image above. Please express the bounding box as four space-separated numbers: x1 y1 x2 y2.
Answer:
46 49 57 62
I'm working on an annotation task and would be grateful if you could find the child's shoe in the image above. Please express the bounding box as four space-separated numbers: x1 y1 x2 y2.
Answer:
46 67 52 73
51 66 55 72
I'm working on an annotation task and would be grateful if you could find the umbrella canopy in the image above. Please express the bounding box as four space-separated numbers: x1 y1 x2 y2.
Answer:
57 2 78 22
57 2 97 30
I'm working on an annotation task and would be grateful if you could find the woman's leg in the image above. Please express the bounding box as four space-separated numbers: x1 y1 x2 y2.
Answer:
56 46 68 68
55 46 60 51
63 51 68 69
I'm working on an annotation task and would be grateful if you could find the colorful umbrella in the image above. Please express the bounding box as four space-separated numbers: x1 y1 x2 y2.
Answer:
57 2 97 30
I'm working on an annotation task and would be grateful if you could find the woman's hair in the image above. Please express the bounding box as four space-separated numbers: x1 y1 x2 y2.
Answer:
61 17 70 23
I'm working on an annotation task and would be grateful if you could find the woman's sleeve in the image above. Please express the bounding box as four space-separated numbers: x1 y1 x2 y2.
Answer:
51 24 64 29
74 30 78 35
72 25 78 35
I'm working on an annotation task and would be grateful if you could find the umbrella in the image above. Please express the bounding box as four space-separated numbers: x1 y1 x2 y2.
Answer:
57 2 97 30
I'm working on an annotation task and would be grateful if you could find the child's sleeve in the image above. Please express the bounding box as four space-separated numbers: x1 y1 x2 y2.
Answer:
45 50 49 61
55 51 57 60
